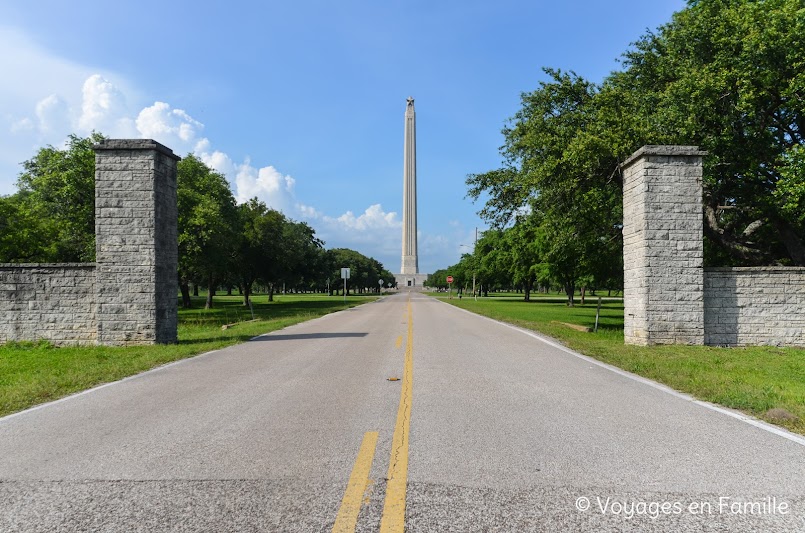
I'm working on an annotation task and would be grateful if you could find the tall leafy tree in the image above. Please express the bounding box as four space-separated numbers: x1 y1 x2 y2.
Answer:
0 191 61 262
504 215 544 301
12 132 105 262
607 0 805 264
467 70 621 303
177 154 239 308
236 198 279 306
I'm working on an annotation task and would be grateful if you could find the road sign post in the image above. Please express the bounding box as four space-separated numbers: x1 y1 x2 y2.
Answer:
341 268 350 303
447 275 454 299
379 279 384 294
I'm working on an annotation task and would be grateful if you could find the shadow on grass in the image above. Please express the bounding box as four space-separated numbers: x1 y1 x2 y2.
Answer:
178 296 360 327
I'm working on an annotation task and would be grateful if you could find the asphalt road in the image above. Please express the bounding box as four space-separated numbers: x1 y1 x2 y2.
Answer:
1 292 803 532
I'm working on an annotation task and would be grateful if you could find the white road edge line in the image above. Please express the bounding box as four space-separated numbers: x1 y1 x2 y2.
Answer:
434 297 805 448
0 297 386 424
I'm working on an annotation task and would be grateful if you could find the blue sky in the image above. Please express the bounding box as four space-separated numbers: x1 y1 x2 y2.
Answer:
0 0 686 273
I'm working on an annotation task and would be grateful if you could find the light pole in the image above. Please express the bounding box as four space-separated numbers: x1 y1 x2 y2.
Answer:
459 227 478 301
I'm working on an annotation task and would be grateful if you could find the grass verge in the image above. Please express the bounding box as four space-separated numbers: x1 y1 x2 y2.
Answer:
0 294 376 418
439 294 805 436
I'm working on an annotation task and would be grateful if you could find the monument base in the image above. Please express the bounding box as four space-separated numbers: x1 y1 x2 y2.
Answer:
394 273 429 290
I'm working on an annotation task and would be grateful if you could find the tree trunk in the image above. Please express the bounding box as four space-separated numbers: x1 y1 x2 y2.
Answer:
226 285 233 296
192 283 199 297
205 278 216 309
180 281 192 309
774 218 805 266
268 284 274 302
580 286 586 305
565 282 575 307
242 282 252 307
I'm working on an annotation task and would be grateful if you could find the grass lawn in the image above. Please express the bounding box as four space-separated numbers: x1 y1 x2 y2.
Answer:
439 294 805 436
0 293 377 418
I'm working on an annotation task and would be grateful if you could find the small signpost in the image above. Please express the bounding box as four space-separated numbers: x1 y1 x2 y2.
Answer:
341 268 350 303
379 279 384 294
447 275 454 299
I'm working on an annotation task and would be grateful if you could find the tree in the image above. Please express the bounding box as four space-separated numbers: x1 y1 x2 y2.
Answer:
235 198 281 306
425 268 450 290
11 133 105 262
271 218 323 298
0 191 61 262
177 154 239 308
474 229 509 296
505 215 543 301
325 248 391 295
607 0 805 265
466 70 622 303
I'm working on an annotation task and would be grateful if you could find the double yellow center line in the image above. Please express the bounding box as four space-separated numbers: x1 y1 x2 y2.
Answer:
380 299 414 532
332 298 414 533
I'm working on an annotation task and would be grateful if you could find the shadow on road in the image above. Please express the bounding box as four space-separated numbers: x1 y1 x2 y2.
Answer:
250 332 369 342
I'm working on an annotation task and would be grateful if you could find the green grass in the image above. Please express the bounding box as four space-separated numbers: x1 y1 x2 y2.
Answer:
0 293 376 417
440 295 805 435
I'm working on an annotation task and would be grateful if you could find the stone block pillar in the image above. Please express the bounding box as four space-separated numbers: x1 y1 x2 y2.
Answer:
622 145 707 345
94 139 180 345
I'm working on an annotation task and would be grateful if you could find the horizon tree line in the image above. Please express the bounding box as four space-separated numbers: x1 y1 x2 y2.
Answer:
0 133 396 308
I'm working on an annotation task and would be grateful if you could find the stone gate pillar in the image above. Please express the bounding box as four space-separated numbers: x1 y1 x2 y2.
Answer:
622 145 707 345
94 139 180 345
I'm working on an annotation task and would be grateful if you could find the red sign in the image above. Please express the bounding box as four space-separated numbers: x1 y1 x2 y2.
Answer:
446 276 454 283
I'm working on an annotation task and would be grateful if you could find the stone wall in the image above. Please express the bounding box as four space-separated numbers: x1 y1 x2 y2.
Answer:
623 145 805 347
622 146 707 345
0 139 179 347
704 267 805 347
0 264 97 345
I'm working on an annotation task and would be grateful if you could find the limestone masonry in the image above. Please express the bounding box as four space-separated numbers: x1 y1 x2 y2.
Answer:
0 139 180 346
0 264 97 345
623 145 805 346
704 267 805 347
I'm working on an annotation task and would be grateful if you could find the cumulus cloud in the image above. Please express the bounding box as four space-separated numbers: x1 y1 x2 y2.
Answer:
235 162 296 210
136 101 204 148
78 74 134 135
35 94 70 135
330 204 401 233
195 139 237 176
298 203 402 265
5 73 134 145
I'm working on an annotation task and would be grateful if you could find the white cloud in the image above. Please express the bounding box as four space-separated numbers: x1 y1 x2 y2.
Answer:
78 74 134 136
195 141 236 177
10 117 34 134
235 162 296 210
331 204 401 232
35 94 70 135
297 203 402 267
135 101 204 149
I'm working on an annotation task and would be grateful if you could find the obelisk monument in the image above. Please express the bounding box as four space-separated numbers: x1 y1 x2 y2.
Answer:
396 97 428 288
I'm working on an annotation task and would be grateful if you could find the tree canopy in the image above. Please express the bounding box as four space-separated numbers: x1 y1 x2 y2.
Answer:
1 133 104 262
1 134 394 308
457 0 805 304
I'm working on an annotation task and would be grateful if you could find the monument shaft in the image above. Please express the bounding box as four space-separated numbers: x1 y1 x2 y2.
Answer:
401 97 418 274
